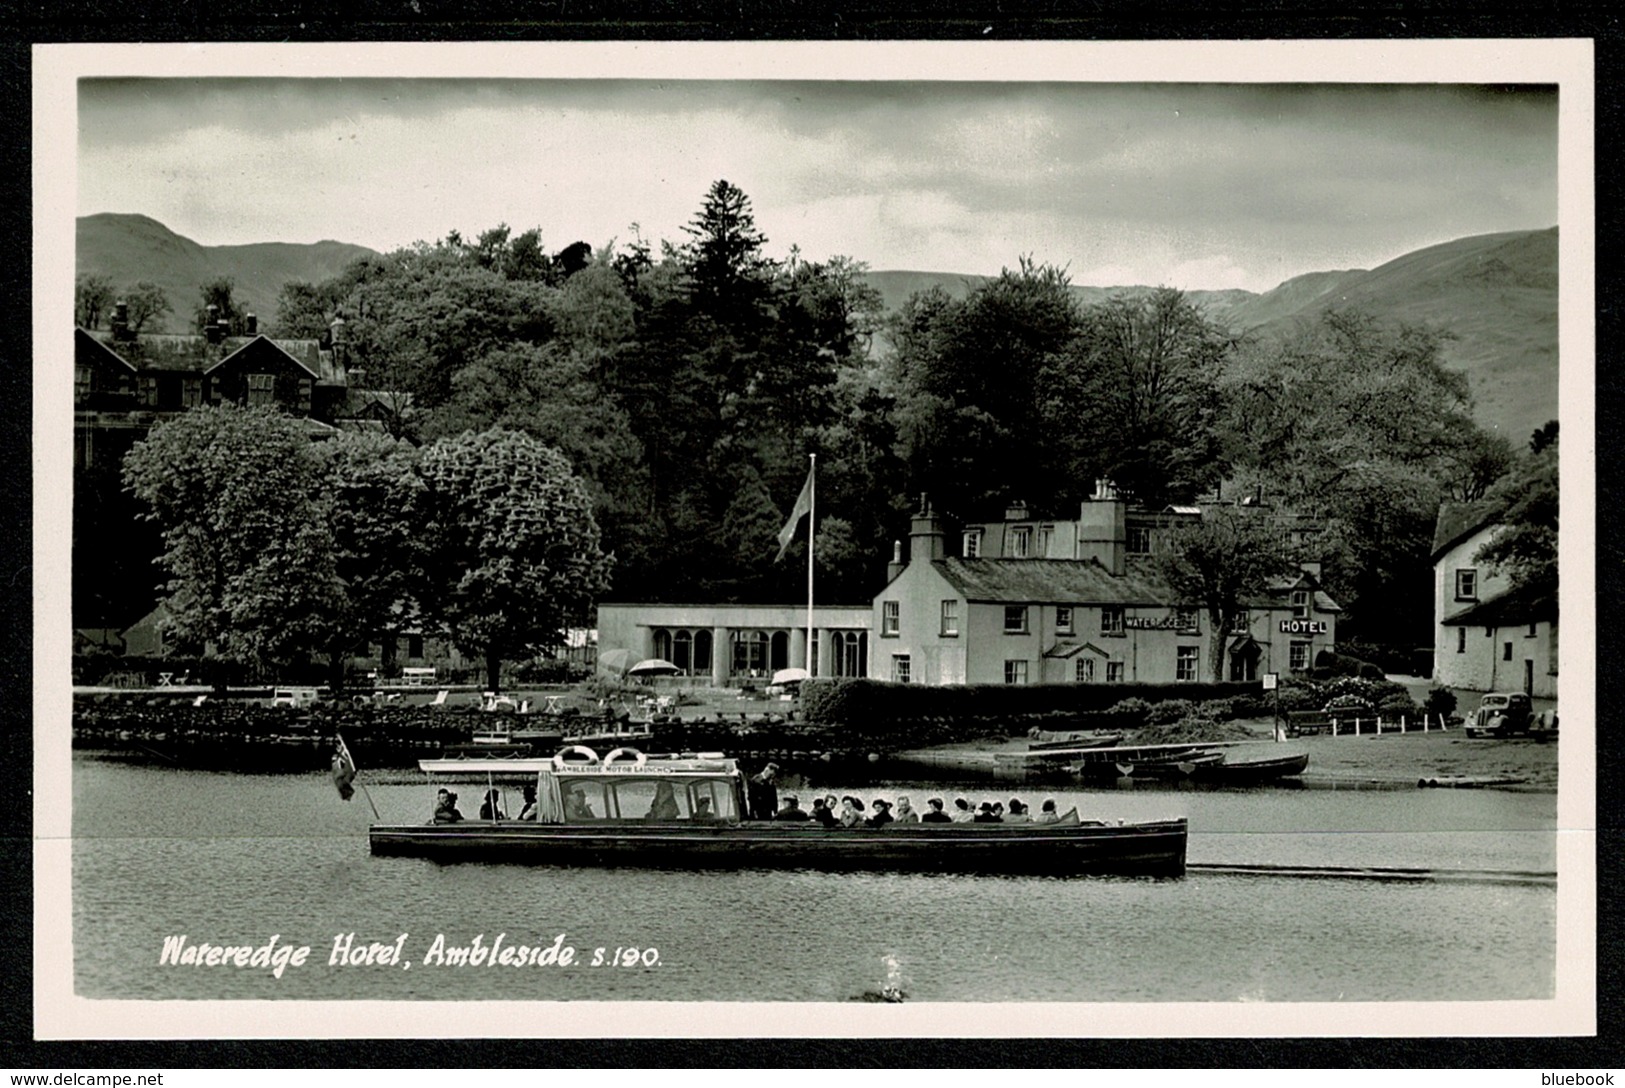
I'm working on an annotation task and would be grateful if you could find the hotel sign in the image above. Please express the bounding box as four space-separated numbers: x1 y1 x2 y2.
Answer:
1279 619 1329 635
1125 616 1195 631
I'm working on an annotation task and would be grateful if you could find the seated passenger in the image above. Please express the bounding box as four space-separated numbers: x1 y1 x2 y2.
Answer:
920 798 953 824
810 797 839 827
865 799 895 828
479 789 507 821
647 781 680 821
972 801 1003 824
1005 798 1031 823
838 796 866 827
517 785 539 821
1033 798 1060 824
951 798 975 823
774 795 812 821
692 796 718 821
564 787 595 820
892 796 919 824
432 788 464 824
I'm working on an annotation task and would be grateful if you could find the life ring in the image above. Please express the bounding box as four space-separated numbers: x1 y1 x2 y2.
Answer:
552 745 601 769
602 747 648 768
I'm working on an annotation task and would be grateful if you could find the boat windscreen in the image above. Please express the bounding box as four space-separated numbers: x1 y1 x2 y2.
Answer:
555 775 738 822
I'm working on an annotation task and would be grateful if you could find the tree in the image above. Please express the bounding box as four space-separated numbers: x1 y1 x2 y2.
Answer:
317 431 426 683
414 428 613 690
1530 419 1559 454
124 281 172 333
1043 287 1231 507
194 277 245 335
1474 444 1558 595
1158 507 1302 682
76 273 114 329
121 405 343 685
681 179 773 321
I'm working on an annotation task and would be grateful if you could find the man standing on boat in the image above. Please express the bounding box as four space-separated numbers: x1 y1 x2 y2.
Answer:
747 763 780 820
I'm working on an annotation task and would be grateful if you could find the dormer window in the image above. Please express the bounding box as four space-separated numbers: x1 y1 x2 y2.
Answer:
1291 589 1311 619
1010 526 1032 558
1127 526 1151 554
1454 569 1478 601
1037 525 1054 557
963 529 984 558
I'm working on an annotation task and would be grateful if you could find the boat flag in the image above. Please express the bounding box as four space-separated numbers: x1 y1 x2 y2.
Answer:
775 464 815 562
332 733 357 801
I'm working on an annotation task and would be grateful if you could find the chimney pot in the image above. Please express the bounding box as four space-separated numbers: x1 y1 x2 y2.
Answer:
245 312 257 335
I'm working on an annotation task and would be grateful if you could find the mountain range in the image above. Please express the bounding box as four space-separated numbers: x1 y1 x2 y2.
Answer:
77 214 1559 443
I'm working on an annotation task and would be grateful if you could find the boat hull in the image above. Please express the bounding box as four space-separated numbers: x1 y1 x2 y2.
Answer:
1190 752 1310 786
368 818 1188 877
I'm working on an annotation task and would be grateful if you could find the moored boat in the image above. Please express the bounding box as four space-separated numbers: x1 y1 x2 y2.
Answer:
1190 751 1310 786
369 748 1187 876
1028 731 1125 752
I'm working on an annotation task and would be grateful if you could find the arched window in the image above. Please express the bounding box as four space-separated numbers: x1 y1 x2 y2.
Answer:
834 630 867 677
732 630 769 677
652 629 672 662
673 630 693 674
693 629 713 674
770 631 790 672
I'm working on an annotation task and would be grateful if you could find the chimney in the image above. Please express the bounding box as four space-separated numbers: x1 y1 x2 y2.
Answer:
1076 497 1126 576
111 299 131 342
245 312 257 335
1005 500 1029 521
887 540 905 582
909 497 946 563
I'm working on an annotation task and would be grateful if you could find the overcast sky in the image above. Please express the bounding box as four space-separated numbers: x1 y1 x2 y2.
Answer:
77 78 1557 293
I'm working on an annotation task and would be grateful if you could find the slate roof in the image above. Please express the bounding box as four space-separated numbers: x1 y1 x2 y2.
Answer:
1442 582 1557 627
81 328 334 379
934 557 1175 605
932 557 1342 612
1432 501 1502 560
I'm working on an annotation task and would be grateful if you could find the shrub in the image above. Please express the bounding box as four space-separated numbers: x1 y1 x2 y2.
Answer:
1378 692 1418 713
1323 693 1375 717
1196 698 1239 722
1273 682 1323 712
1146 699 1196 725
1423 686 1458 717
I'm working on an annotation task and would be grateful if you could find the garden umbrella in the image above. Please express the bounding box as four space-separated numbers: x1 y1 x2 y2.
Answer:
771 667 810 685
597 648 634 677
628 658 681 677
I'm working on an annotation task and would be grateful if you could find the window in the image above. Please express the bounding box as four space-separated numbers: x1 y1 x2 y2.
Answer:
1455 569 1478 600
1127 526 1152 554
834 630 867 677
1229 609 1250 634
1457 627 1467 653
892 654 911 684
939 600 959 637
1101 607 1124 635
1055 606 1074 634
1003 605 1029 634
1106 661 1125 682
1503 641 1513 662
732 630 769 676
1289 641 1310 672
692 629 713 674
1176 646 1199 682
1175 607 1198 631
182 377 202 408
247 372 275 407
1009 526 1032 558
1004 660 1029 685
1291 590 1310 619
74 365 91 403
1075 657 1094 683
962 529 983 558
1527 622 1539 638
882 600 900 636
1037 525 1054 557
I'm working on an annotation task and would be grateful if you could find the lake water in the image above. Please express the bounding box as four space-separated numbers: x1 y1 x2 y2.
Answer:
70 757 1555 1002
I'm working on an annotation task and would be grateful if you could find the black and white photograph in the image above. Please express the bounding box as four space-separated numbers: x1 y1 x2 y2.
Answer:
35 40 1593 1038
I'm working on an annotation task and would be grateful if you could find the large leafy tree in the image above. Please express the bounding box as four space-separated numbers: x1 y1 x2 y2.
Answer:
414 428 613 689
1041 287 1231 507
124 281 173 333
1473 443 1558 595
1157 507 1302 682
194 277 246 335
121 405 344 685
317 431 426 680
1220 308 1499 645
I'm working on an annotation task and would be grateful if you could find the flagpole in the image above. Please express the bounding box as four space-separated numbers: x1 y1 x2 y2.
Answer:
806 453 815 675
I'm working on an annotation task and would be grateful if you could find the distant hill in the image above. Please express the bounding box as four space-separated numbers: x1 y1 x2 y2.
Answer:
860 227 1558 443
76 213 378 334
77 214 1558 442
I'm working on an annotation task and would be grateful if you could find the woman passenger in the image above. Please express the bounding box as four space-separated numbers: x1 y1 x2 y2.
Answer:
1033 799 1060 824
647 780 680 821
479 789 507 821
838 796 866 827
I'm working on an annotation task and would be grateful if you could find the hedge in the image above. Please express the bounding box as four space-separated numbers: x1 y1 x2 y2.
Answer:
798 677 1263 730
